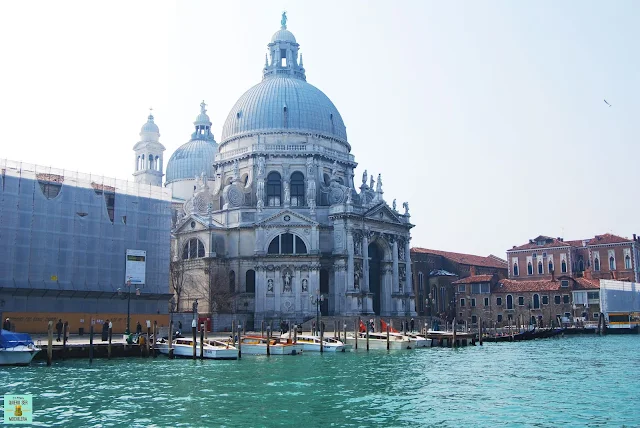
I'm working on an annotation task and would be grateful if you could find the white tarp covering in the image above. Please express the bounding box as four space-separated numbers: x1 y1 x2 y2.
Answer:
600 280 640 313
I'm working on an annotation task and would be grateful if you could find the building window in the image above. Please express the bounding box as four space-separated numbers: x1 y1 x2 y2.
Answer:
561 260 567 273
458 284 465 293
527 262 533 275
563 295 569 304
554 295 561 304
289 172 305 206
587 291 599 300
182 238 205 260
229 270 236 293
625 255 631 269
564 312 571 318
594 258 600 271
480 283 490 293
497 314 503 322
578 257 584 271
609 256 615 270
460 298 465 307
418 272 424 291
506 295 513 310
266 172 282 206
542 295 549 305
548 261 553 273
497 297 503 306
246 269 256 293
538 261 543 274
518 296 524 306
471 315 477 324
593 312 599 319
561 280 569 288
513 263 519 276
533 294 540 309
484 297 489 306
267 233 308 255
472 284 480 294
471 298 476 307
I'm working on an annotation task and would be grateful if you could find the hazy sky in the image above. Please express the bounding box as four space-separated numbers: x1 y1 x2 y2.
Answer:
1 1 638 258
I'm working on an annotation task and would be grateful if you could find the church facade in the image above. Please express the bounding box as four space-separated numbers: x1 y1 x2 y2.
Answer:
142 15 416 329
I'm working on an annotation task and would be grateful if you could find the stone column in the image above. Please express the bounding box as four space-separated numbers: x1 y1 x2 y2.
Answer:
392 239 399 293
274 267 282 315
333 262 346 315
362 233 369 292
405 238 412 293
294 266 302 318
256 267 267 320
309 266 319 316
382 264 393 316
347 231 355 290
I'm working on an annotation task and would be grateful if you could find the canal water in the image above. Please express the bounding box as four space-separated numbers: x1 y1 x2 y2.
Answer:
1 335 639 427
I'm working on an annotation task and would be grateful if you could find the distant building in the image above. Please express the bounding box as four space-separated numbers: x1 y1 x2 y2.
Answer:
0 158 172 333
411 248 507 320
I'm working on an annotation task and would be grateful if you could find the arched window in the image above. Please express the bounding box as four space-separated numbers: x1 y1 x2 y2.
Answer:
533 294 540 309
594 258 600 271
548 261 553 273
246 270 256 293
609 256 615 270
418 272 424 291
527 262 533 275
229 270 235 293
513 263 519 277
182 238 205 260
561 260 567 273
625 255 631 269
290 172 305 206
267 172 282 206
506 295 513 310
578 258 584 271
538 261 543 274
267 233 307 255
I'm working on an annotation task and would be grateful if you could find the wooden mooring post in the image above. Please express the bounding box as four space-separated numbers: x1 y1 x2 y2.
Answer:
168 322 174 359
452 318 457 348
89 325 94 363
108 321 113 359
366 322 370 351
200 324 204 360
62 322 68 360
191 319 197 360
386 322 390 350
47 321 53 366
152 321 157 358
355 318 359 350
266 326 271 356
145 320 151 358
479 318 483 346
320 322 324 353
343 321 347 345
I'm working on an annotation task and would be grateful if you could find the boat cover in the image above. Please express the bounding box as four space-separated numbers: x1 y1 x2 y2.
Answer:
0 330 35 349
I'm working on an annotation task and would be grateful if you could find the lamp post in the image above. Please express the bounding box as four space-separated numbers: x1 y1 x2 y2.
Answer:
120 278 140 335
310 289 324 336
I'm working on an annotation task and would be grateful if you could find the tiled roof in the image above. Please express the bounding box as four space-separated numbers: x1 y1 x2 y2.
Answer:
587 233 632 246
411 248 508 269
452 274 494 284
564 240 587 247
493 278 573 293
573 278 600 290
509 237 570 251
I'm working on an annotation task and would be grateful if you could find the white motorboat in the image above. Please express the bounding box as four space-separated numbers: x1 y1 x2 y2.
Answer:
402 333 431 348
0 330 41 366
239 336 302 355
279 333 345 352
156 338 238 360
345 332 412 350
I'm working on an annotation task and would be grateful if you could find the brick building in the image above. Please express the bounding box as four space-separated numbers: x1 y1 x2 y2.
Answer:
411 248 507 320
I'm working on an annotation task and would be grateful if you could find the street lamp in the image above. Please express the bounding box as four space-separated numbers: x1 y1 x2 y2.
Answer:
310 289 324 336
119 278 140 335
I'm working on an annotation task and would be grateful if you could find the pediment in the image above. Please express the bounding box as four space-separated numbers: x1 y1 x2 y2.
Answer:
174 214 222 233
256 209 319 228
363 203 402 224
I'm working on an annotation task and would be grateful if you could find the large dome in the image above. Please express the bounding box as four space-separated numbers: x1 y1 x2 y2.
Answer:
220 76 347 144
165 140 217 184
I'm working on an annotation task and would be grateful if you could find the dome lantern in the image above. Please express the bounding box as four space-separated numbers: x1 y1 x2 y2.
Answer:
133 108 165 187
263 12 305 82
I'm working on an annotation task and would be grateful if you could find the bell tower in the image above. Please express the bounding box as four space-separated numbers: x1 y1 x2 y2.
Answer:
133 109 166 187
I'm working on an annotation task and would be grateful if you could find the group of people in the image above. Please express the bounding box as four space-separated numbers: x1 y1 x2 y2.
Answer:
55 319 70 342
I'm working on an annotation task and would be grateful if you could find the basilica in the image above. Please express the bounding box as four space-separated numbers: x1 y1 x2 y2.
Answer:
133 15 416 329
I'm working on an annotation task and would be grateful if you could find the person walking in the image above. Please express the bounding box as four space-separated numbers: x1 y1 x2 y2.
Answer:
136 321 142 335
56 319 63 342
102 320 109 341
3 318 11 331
410 318 415 332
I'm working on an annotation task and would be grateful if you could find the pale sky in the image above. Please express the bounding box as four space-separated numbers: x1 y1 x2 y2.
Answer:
1 1 638 259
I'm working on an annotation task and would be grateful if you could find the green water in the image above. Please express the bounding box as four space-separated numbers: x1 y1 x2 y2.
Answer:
1 335 639 427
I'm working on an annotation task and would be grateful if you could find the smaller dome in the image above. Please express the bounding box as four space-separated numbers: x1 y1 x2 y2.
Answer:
165 140 217 184
194 112 211 126
271 29 296 44
141 114 159 134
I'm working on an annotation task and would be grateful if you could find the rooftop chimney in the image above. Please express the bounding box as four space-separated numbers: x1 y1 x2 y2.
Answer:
634 233 637 241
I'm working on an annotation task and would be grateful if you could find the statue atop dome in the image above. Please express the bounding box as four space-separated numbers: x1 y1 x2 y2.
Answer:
281 11 287 29
200 100 207 114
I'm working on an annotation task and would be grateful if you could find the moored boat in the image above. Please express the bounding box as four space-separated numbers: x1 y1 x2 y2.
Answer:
345 332 412 350
0 330 41 366
240 336 302 355
279 333 345 352
156 338 238 360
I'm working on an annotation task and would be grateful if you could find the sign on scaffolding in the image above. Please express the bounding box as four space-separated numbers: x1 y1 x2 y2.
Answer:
125 249 146 285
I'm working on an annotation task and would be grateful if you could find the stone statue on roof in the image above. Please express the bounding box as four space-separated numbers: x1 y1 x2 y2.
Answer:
281 11 287 29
